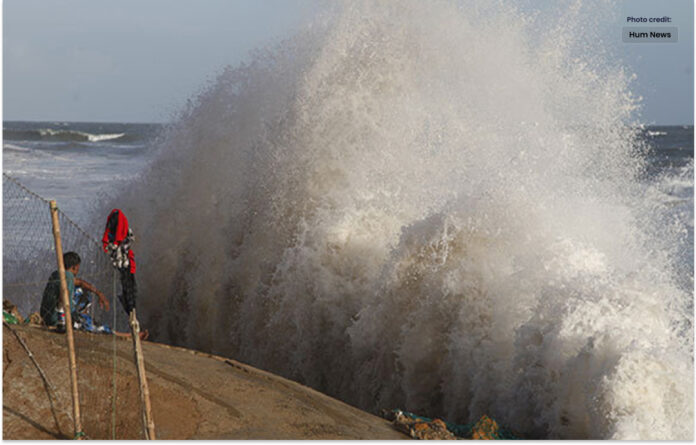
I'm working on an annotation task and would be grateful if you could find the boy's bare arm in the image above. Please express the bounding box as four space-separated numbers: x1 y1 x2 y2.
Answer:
74 278 110 311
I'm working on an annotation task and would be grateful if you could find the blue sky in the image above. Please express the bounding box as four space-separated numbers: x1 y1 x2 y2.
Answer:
3 0 694 124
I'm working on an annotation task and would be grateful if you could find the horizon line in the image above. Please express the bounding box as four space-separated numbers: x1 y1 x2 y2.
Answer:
3 118 169 125
3 119 694 127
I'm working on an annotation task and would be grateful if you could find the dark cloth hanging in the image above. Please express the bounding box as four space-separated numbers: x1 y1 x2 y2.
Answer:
117 268 137 314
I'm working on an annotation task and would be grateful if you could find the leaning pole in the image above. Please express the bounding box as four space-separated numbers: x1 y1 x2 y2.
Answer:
49 200 84 439
129 309 156 439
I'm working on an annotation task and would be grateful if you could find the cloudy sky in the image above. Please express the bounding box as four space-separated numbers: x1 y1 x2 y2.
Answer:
3 0 693 124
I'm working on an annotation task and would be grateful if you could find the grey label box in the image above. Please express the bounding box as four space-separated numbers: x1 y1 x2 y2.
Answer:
623 27 678 42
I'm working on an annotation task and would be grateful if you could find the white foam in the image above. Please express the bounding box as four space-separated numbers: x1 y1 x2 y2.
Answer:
36 128 125 142
87 132 125 142
3 143 31 152
112 0 693 439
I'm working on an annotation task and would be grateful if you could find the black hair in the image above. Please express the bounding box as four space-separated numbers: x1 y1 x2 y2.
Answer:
63 252 81 269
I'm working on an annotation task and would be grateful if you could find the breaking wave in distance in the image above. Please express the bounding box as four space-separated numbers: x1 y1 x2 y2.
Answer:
4 128 126 142
114 1 693 439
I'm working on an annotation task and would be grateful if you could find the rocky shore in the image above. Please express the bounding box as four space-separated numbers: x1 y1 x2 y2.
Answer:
3 323 407 439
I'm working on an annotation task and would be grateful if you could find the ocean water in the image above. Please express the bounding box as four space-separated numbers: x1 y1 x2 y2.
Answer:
3 121 159 219
3 0 694 440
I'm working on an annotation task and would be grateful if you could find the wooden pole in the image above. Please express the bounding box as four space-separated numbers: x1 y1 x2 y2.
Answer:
129 309 156 439
4 321 58 394
49 200 83 439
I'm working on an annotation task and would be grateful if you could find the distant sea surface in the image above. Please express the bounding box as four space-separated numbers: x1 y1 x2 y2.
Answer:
3 121 161 221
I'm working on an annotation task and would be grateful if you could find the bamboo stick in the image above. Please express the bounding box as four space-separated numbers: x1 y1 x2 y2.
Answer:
49 200 83 439
129 309 156 439
4 322 58 394
4 322 74 438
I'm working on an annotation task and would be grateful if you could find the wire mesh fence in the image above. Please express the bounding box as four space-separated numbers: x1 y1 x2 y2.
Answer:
3 173 148 439
4 173 113 320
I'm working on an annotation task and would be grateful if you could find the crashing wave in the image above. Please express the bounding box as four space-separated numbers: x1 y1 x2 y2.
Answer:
111 0 693 439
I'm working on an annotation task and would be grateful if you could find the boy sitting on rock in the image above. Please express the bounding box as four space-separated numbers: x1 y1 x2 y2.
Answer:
40 251 109 330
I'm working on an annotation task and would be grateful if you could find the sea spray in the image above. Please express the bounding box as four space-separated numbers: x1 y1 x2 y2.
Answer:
112 0 693 439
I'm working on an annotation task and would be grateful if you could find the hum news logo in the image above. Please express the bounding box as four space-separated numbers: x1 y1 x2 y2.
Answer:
623 17 677 43
628 30 673 39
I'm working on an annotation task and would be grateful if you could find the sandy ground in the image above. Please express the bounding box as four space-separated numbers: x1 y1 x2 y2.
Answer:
3 323 408 439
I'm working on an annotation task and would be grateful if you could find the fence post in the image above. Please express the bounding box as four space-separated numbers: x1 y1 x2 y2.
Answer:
129 309 156 439
49 200 83 439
